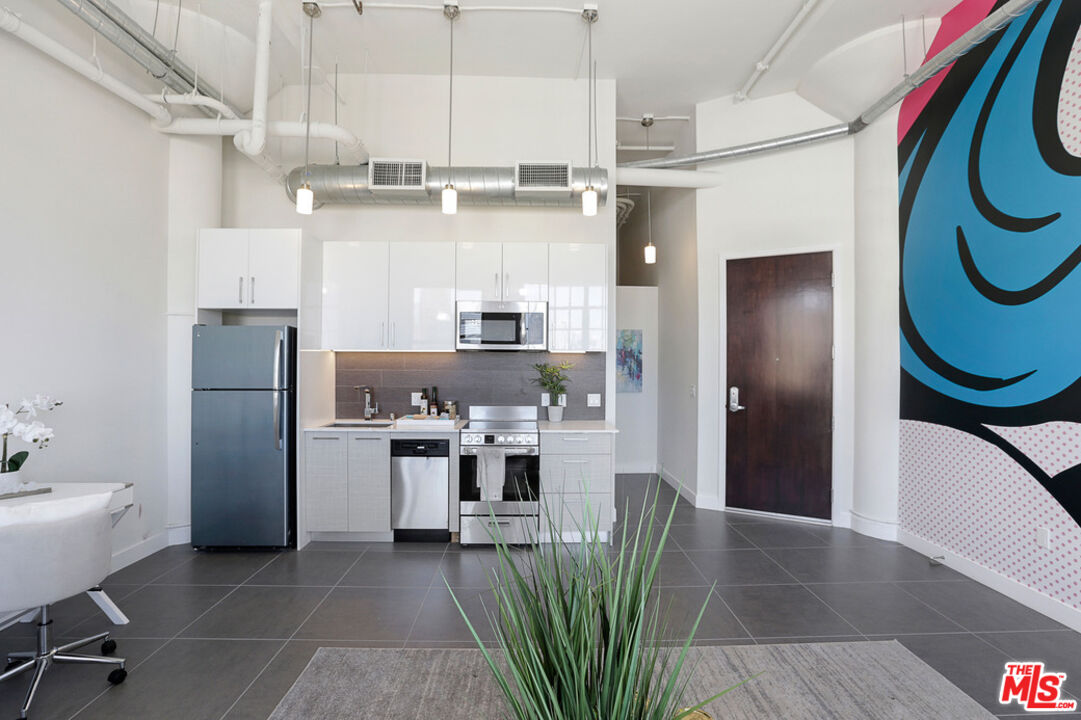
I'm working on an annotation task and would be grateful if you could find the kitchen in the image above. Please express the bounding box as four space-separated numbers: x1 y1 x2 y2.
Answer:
189 230 617 551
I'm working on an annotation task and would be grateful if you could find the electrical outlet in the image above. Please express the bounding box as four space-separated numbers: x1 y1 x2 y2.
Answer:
558 394 567 407
541 393 550 407
587 393 601 407
1037 527 1052 549
690 384 697 398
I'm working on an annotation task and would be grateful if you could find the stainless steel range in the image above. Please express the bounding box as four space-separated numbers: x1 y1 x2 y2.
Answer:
459 406 541 546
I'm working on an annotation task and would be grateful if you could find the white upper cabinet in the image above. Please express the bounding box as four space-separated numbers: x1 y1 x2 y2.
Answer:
247 230 301 309
388 241 456 351
197 229 250 309
502 243 549 302
548 243 607 352
197 228 300 310
455 242 503 301
322 241 389 350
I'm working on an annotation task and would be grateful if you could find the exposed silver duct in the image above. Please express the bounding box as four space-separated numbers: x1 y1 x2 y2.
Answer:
55 0 228 116
623 0 1042 170
285 165 610 208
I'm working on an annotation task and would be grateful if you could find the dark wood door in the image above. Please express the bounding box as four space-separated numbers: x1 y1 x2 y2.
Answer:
725 252 833 519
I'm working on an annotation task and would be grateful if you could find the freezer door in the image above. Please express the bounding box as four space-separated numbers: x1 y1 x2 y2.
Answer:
192 325 295 390
191 389 293 547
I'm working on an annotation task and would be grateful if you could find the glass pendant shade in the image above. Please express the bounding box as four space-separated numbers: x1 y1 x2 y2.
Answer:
582 187 598 217
644 243 657 264
296 184 314 215
442 185 458 215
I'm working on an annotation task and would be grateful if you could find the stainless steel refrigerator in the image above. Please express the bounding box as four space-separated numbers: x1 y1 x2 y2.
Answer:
191 325 296 548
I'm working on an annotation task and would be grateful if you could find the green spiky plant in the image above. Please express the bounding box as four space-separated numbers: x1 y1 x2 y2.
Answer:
446 487 754 719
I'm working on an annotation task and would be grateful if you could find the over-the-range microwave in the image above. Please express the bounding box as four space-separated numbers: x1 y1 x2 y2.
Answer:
456 301 547 351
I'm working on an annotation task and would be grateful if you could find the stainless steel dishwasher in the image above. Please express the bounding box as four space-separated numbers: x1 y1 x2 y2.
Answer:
391 439 450 542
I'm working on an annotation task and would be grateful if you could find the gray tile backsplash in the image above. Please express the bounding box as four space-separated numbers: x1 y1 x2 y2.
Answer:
335 352 606 420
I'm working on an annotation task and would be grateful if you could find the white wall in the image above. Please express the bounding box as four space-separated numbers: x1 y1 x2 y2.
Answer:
852 107 901 539
694 91 856 522
222 73 619 422
0 27 171 560
654 188 700 501
615 287 658 474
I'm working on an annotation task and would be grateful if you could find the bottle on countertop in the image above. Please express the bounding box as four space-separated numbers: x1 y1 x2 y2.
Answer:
419 388 428 416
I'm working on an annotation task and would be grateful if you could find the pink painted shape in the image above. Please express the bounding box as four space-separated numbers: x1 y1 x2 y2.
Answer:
898 0 998 144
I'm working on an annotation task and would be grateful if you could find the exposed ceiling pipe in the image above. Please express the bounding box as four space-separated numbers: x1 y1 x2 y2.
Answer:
163 119 368 164
284 164 609 207
621 123 851 170
0 7 171 126
54 0 226 116
234 0 273 156
736 0 822 103
615 167 721 189
623 0 1041 171
147 92 239 119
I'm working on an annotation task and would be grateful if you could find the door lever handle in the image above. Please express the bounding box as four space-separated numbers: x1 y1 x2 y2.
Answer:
728 386 746 413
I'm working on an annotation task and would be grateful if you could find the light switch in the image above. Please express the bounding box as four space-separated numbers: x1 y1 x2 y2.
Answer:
541 393 551 407
587 393 601 407
1037 527 1051 549
411 392 423 407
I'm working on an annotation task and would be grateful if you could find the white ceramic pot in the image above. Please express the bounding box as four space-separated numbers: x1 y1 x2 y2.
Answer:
547 405 564 423
0 470 23 495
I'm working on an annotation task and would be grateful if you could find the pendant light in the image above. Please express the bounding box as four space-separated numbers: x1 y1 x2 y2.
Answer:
296 2 320 215
582 7 598 216
443 2 460 215
644 190 657 264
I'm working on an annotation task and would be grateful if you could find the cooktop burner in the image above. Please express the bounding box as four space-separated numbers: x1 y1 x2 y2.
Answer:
461 406 540 447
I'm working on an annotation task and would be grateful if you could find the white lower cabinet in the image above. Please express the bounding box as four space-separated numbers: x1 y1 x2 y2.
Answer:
347 434 391 532
539 432 614 537
305 431 391 532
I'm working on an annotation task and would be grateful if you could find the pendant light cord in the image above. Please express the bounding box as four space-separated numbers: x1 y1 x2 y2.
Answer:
304 10 315 184
586 19 593 188
334 62 340 165
448 16 454 170
647 190 652 246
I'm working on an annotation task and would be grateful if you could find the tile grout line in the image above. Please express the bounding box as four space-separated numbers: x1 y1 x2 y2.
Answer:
403 544 456 648
676 527 758 645
69 552 284 720
216 547 372 720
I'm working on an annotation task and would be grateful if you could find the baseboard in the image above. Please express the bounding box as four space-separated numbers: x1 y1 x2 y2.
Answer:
898 529 1081 634
659 467 696 506
167 524 191 546
110 531 168 573
723 507 832 526
850 509 899 541
615 462 659 475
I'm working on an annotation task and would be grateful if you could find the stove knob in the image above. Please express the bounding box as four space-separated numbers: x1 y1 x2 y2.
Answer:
497 435 506 444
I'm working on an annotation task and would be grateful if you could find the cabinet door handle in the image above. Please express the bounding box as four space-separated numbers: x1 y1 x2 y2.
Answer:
392 322 396 347
381 321 386 348
353 436 381 441
312 436 341 441
494 272 500 297
238 276 244 304
505 272 510 298
562 459 589 465
561 436 589 442
250 276 255 304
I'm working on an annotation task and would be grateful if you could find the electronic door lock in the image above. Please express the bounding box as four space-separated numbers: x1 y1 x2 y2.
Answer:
728 386 746 413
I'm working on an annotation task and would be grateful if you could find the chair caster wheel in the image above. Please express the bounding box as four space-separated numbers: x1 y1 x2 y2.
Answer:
101 639 117 655
107 668 127 685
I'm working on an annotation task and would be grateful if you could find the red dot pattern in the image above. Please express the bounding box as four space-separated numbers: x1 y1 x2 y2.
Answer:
985 422 1081 478
1057 24 1081 157
899 420 1081 610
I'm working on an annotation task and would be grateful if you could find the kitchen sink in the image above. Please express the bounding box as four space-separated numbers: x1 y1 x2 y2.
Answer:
327 421 394 428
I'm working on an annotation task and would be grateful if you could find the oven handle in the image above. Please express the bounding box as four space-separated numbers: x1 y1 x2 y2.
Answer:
503 447 539 456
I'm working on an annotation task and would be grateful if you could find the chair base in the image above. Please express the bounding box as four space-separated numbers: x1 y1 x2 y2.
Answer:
0 606 125 719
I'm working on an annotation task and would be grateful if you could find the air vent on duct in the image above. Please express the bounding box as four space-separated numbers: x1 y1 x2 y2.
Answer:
515 162 572 198
368 159 427 192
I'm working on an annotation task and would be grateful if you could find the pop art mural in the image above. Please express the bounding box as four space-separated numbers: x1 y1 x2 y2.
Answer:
899 0 1081 608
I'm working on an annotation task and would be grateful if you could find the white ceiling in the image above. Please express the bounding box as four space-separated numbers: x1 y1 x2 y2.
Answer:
19 0 962 149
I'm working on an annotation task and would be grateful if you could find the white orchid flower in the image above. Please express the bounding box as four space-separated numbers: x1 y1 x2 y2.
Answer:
0 406 17 435
14 421 53 446
32 394 58 411
18 398 36 417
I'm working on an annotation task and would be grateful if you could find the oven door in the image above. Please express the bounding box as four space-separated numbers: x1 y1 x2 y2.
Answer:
456 302 547 350
460 446 540 515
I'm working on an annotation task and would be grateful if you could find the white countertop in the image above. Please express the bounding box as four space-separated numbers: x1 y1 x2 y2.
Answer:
305 419 468 433
538 421 619 433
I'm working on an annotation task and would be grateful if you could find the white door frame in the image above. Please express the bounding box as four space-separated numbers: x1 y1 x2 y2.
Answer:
717 245 845 526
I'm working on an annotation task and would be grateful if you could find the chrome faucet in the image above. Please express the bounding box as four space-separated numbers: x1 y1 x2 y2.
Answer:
363 387 379 420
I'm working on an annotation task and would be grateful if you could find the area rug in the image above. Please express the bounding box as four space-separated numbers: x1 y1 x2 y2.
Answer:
268 641 994 719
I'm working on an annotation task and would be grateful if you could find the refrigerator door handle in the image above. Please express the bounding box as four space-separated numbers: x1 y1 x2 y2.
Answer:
272 330 283 391
273 392 282 450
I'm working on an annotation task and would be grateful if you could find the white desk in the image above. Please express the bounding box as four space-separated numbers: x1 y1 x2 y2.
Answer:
0 482 134 630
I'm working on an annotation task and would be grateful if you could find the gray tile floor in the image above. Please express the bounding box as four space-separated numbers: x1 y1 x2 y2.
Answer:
2 474 1079 718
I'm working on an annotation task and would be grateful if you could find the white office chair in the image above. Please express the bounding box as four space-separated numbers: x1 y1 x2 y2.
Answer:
0 492 126 719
